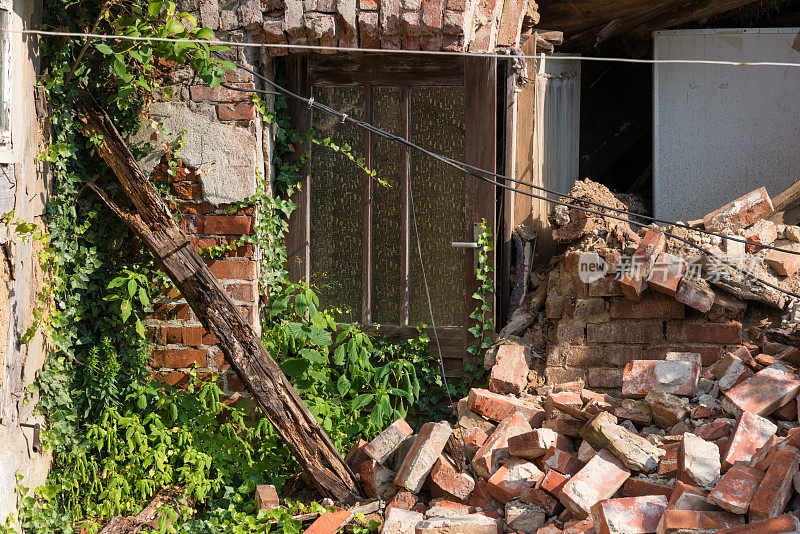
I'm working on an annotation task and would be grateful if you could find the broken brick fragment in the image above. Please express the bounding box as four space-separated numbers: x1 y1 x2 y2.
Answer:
656 510 745 533
472 412 532 479
748 449 800 522
394 421 452 493
707 464 764 514
622 360 698 398
702 186 774 233
721 411 777 471
365 418 414 464
590 495 667 534
722 362 800 417
486 456 544 503
559 448 630 518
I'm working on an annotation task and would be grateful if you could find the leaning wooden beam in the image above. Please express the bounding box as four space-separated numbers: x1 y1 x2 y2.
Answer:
75 94 364 505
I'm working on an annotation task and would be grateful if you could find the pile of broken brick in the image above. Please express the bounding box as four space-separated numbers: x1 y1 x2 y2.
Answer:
341 342 800 534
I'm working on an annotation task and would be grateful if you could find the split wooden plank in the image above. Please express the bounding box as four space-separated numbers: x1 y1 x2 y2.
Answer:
75 94 363 505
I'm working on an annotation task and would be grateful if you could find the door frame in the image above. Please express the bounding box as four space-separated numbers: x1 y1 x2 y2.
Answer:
282 53 496 376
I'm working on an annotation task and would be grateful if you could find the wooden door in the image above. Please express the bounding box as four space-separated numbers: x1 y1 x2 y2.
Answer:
284 54 496 377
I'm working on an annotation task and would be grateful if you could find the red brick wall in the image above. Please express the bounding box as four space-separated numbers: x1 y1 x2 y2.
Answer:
543 251 747 392
146 68 261 395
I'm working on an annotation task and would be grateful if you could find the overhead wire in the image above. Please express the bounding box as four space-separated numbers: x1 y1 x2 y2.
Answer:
216 58 800 303
14 27 800 67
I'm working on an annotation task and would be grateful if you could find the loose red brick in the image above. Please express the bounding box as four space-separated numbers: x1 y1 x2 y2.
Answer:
609 293 684 320
468 388 544 425
365 418 414 464
707 464 764 514
744 219 778 252
361 457 395 498
542 446 584 476
395 421 452 493
540 469 570 496
775 398 798 421
344 439 369 472
675 277 715 313
620 229 667 301
151 348 207 368
559 449 631 519
509 428 572 460
765 242 800 277
562 519 594 534
218 102 257 121
387 489 417 512
750 435 778 471
489 344 529 395
748 449 800 521
622 360 698 398
621 478 673 498
303 510 354 534
722 362 800 416
647 252 686 296
486 457 544 503
721 411 778 471
589 275 622 297
255 484 279 510
415 515 500 534
702 187 774 232
590 495 667 534
666 321 742 344
545 391 582 420
657 510 745 533
667 481 712 512
428 455 475 502
472 413 532 479
541 417 584 438
520 486 561 515
587 321 663 344
695 420 732 441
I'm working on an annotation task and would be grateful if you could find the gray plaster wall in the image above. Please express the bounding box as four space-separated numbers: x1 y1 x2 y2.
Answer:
0 0 52 524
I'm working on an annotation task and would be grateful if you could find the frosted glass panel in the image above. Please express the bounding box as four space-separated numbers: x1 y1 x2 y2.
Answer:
371 86 403 325
408 86 466 326
310 85 365 322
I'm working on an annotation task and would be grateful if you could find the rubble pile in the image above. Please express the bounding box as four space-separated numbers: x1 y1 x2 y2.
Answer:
339 339 800 534
257 183 800 533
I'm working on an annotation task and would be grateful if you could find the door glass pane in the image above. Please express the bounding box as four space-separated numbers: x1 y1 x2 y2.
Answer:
372 86 403 325
408 86 466 326
310 85 365 322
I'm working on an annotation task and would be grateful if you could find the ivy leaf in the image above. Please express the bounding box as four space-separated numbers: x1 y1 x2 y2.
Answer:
166 19 185 35
95 43 115 55
194 27 214 41
147 0 163 17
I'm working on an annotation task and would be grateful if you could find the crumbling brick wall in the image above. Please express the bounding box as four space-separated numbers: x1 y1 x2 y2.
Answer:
541 250 747 391
135 20 267 396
